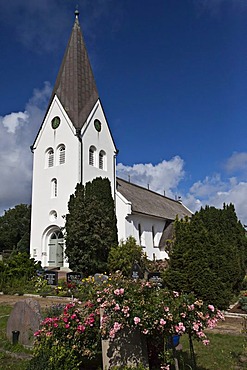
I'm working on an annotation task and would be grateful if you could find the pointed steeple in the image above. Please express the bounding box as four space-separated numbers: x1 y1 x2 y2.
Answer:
51 10 99 130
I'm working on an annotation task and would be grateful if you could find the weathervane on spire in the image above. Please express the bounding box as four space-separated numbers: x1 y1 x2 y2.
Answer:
75 5 79 19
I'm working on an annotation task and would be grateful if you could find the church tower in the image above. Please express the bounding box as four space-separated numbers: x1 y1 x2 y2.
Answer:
30 11 117 268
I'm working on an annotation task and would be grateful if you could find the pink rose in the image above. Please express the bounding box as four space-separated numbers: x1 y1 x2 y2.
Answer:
208 304 215 312
77 324 85 333
160 318 166 326
134 317 141 325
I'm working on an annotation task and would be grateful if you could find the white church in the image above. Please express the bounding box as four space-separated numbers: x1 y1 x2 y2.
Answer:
30 11 191 269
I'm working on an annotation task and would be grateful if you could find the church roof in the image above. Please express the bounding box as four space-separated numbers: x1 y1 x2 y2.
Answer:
116 177 192 220
50 10 99 130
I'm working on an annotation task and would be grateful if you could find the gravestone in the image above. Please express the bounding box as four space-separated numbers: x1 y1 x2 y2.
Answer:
131 261 143 280
67 272 82 283
44 270 58 285
6 298 42 346
102 327 149 369
101 308 149 369
148 272 163 287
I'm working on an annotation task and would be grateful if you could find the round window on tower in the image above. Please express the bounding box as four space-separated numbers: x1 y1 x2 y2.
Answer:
51 116 61 129
94 119 101 132
49 210 58 221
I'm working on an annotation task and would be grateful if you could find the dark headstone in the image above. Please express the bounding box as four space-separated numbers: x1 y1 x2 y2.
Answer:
148 272 163 287
131 261 143 280
45 271 58 285
67 272 82 283
7 298 42 346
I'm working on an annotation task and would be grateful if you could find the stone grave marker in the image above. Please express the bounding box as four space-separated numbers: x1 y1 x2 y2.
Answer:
6 298 42 346
131 261 143 280
148 272 163 287
102 327 149 369
67 272 82 283
44 270 58 285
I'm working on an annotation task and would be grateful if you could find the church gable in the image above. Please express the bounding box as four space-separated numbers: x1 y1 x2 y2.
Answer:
81 100 117 190
32 95 76 150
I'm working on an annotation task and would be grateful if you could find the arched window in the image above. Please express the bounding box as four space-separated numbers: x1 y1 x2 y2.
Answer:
58 144 66 165
89 146 96 166
46 148 54 168
51 178 57 198
99 150 106 170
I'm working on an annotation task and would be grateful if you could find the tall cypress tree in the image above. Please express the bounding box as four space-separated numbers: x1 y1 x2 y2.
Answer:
164 204 247 309
65 178 118 276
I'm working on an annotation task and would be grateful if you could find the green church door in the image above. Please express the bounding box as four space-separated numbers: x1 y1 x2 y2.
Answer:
48 231 64 267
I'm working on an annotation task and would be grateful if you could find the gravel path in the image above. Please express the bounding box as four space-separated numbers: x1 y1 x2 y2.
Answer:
0 293 71 309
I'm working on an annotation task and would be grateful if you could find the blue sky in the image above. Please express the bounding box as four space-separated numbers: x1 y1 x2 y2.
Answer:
1 0 247 224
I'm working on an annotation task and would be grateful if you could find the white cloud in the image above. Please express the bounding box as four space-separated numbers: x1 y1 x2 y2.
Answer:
224 152 247 173
117 156 185 198
189 174 227 197
0 82 52 215
117 153 247 225
2 112 29 134
182 171 247 224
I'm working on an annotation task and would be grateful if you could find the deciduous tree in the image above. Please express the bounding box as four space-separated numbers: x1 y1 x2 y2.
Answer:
0 204 31 253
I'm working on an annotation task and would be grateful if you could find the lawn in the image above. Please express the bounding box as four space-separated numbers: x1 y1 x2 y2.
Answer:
180 333 246 370
0 304 246 369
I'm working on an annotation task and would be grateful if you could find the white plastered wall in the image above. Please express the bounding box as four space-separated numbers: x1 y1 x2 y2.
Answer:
116 192 169 260
81 100 117 197
30 97 117 267
30 96 81 267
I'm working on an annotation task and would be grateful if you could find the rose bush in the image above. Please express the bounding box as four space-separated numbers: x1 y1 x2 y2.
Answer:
29 300 100 370
98 273 224 367
30 273 224 369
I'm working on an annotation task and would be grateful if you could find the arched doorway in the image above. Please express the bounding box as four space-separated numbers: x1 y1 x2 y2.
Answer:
48 230 64 267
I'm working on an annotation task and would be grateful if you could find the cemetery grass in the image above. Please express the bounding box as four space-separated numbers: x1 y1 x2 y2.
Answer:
180 333 246 370
0 304 246 370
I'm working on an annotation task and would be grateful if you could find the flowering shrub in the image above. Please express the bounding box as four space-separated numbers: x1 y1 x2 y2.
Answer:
55 279 79 297
98 274 223 340
30 300 100 370
97 273 224 367
31 273 224 369
32 275 49 293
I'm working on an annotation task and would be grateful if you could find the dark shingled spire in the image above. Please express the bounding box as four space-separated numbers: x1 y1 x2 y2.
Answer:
50 10 99 130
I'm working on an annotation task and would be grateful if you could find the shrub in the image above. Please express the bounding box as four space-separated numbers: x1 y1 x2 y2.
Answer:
30 274 224 369
30 301 101 369
108 237 149 277
239 295 247 312
0 252 42 293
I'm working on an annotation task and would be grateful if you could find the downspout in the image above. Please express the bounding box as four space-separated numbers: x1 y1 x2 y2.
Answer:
113 149 119 207
76 128 83 184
